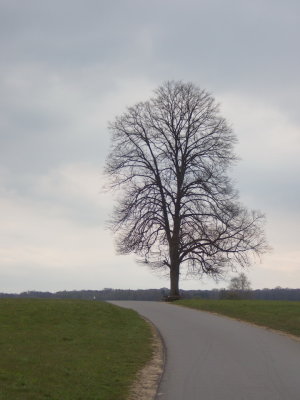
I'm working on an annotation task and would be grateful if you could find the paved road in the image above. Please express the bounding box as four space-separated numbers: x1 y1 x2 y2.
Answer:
110 301 300 400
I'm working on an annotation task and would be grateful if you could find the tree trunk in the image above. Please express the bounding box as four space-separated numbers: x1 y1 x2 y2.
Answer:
170 264 180 298
169 232 181 299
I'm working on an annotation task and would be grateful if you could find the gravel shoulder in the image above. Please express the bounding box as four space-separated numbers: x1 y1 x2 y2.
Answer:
128 319 164 400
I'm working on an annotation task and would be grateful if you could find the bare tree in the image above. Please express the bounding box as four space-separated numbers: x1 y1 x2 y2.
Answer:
105 81 268 299
229 273 251 291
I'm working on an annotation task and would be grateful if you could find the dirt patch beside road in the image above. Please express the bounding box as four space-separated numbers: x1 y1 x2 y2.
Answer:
129 320 164 400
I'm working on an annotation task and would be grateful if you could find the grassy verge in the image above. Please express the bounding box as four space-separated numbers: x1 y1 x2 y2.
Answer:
175 299 300 337
0 299 152 400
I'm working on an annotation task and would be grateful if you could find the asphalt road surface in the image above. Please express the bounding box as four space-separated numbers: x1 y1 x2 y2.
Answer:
110 301 300 400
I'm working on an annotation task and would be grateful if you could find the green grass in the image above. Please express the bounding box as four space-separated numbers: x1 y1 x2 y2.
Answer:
0 299 152 400
175 299 300 337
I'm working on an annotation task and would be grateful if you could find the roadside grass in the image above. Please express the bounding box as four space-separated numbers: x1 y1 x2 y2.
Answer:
0 299 152 400
175 299 300 337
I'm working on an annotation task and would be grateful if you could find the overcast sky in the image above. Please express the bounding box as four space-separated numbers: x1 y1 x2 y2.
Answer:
1 0 299 293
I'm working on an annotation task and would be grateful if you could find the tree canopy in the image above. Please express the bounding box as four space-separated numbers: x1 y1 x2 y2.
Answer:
229 273 252 291
105 81 268 298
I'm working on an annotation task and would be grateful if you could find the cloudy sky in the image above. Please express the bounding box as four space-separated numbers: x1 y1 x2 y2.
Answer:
1 0 299 293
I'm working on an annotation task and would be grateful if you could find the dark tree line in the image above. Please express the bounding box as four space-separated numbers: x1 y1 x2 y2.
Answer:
1 288 300 301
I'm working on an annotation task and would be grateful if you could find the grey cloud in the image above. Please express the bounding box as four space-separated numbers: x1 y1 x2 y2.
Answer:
235 165 300 214
0 1 152 69
1 0 299 291
1 0 299 108
0 69 112 174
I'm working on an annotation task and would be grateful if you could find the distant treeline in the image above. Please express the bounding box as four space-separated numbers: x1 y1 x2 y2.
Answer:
1 287 300 301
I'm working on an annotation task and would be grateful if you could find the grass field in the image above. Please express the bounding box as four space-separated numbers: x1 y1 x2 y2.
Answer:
175 299 300 337
0 299 152 400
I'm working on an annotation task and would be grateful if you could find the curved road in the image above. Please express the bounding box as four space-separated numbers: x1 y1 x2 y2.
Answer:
110 301 300 400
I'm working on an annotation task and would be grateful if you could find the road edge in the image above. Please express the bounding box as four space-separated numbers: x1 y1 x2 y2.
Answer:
174 303 300 343
128 317 165 400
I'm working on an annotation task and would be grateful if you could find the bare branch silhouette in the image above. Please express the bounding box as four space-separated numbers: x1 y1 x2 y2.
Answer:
105 81 269 298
